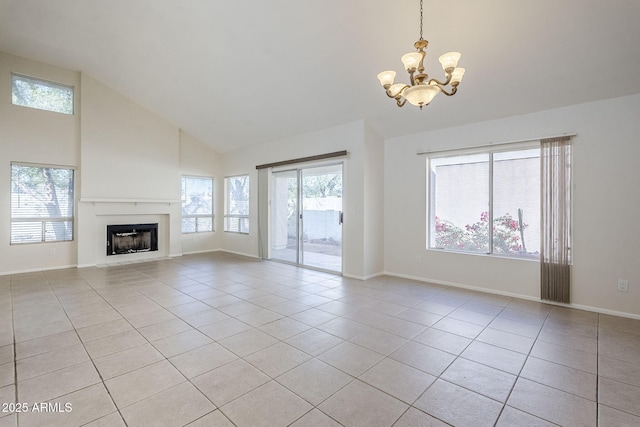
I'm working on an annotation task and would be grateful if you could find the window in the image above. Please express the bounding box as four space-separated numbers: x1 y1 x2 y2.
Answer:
181 176 214 233
11 74 74 115
428 146 540 258
11 163 75 244
224 175 249 233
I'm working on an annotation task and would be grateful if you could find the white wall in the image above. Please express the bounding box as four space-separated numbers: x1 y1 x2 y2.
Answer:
220 120 385 279
80 74 180 201
0 52 80 273
179 130 223 254
384 94 640 317
363 122 385 278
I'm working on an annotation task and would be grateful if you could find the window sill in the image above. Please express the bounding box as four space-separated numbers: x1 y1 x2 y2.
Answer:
427 248 540 262
182 231 215 235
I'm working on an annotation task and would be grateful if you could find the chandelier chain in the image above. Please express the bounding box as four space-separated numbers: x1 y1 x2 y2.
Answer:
419 0 423 40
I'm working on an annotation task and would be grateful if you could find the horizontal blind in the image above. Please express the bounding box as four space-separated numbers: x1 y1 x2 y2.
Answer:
11 164 74 243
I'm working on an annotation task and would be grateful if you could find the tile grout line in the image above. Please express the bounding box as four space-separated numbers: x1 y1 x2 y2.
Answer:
127 268 264 425
383 301 460 427
596 313 600 427
493 303 554 426
515 310 601 413
317 294 506 426
10 257 628 426
48 273 131 427
13 262 295 426
9 277 18 426
298 290 550 425
21 268 440 424
182 274 452 423
183 272 361 425
405 298 508 427
94 264 296 424
47 269 195 423
80 268 238 426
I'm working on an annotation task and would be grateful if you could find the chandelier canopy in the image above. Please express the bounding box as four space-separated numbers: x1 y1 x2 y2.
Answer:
377 0 465 110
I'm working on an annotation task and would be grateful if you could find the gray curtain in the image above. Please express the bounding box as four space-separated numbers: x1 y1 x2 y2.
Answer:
257 168 270 259
540 136 572 303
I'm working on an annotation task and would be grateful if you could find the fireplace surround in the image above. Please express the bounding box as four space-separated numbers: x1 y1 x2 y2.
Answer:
106 223 158 256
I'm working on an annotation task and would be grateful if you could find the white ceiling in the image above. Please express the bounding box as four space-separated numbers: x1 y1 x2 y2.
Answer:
2 0 640 153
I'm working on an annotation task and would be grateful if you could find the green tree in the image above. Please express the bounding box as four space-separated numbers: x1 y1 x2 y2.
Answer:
227 176 249 232
12 165 73 241
228 175 249 214
12 76 73 114
302 173 342 198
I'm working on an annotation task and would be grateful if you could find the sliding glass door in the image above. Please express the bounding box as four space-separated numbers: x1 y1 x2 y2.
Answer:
300 164 343 271
271 164 343 272
270 170 298 264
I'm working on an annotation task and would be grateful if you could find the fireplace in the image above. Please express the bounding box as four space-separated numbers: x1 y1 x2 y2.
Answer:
106 223 158 256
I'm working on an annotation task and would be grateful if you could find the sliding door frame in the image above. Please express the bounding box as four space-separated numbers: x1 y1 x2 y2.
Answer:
269 160 344 274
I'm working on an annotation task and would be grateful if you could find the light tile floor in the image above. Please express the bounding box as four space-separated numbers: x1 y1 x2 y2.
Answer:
1 252 639 426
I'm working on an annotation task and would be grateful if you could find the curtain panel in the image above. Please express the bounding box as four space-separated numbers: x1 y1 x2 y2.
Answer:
540 136 572 303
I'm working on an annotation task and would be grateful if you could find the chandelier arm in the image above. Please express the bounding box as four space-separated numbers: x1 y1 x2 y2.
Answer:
409 71 417 86
396 98 407 107
427 74 452 87
438 86 458 97
385 85 408 99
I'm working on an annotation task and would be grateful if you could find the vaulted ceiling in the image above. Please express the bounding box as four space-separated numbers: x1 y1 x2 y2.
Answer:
2 0 639 153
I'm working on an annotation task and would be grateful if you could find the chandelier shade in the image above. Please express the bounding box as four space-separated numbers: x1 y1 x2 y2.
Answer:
438 52 461 71
403 85 440 107
376 71 396 87
451 67 466 84
401 52 423 71
386 83 406 98
377 0 465 110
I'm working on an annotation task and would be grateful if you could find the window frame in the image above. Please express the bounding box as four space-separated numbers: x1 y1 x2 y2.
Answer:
10 162 75 245
11 73 75 115
224 174 250 234
181 175 215 234
427 141 541 260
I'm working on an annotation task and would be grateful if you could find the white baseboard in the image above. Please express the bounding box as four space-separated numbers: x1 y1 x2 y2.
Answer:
542 300 640 320
343 271 385 281
219 249 261 259
384 270 540 301
77 263 96 269
1 264 78 276
384 270 640 320
180 249 220 256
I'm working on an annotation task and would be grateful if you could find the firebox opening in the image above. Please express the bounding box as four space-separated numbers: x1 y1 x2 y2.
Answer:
107 223 158 256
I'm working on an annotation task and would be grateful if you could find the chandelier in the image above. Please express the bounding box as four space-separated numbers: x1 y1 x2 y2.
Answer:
377 0 465 109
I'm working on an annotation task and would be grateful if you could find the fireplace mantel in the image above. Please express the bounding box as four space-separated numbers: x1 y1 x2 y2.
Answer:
77 199 182 267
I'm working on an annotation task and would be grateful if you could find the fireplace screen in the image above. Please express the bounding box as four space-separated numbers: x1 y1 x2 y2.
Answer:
107 223 158 256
